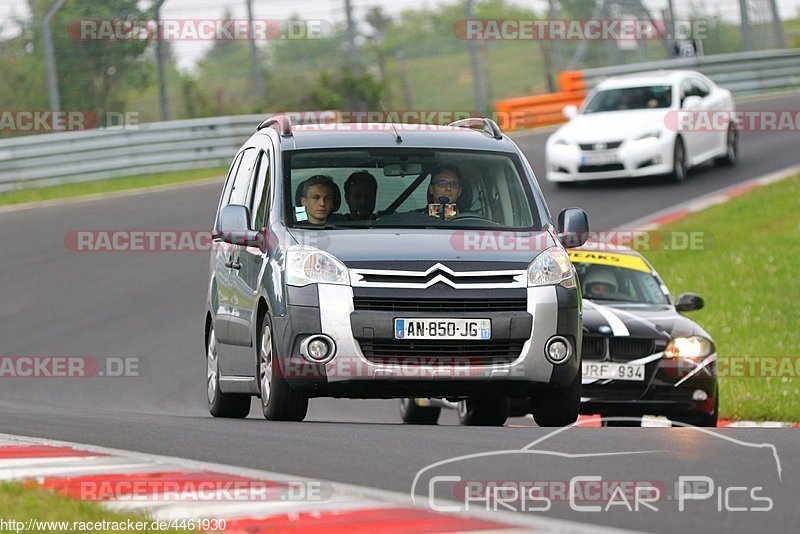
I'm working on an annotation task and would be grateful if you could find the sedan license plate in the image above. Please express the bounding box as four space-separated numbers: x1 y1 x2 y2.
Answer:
581 151 619 166
582 361 644 381
394 318 491 340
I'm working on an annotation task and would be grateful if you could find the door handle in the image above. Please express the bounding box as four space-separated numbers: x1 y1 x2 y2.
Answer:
224 256 241 270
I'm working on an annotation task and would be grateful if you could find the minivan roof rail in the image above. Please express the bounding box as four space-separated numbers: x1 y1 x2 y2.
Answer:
256 114 293 136
447 118 503 140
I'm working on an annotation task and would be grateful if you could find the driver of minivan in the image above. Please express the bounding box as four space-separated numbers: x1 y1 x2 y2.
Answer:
426 164 462 220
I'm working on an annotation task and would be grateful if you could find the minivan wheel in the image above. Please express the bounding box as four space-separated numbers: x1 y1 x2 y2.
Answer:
532 369 581 427
259 314 308 421
207 325 251 418
671 137 687 183
457 397 509 426
399 398 441 424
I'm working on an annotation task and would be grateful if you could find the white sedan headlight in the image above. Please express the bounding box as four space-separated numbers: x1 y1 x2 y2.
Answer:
528 247 576 288
286 246 350 286
629 130 662 146
664 336 714 359
551 138 579 152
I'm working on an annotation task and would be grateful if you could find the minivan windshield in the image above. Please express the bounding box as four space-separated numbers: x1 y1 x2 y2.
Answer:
584 85 673 113
285 149 545 230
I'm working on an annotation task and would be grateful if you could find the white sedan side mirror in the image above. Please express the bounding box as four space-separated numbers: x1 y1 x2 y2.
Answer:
562 105 578 120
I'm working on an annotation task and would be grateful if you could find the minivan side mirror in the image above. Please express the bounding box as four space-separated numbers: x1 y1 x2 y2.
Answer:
557 207 589 248
563 105 578 120
676 292 704 312
217 204 263 248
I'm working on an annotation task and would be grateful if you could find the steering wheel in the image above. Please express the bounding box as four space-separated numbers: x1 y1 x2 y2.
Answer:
448 213 497 224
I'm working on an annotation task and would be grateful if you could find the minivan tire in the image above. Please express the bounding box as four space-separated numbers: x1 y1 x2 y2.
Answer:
532 368 581 427
458 397 509 426
259 314 308 421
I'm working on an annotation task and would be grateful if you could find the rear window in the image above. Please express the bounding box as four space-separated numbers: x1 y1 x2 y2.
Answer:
284 148 545 230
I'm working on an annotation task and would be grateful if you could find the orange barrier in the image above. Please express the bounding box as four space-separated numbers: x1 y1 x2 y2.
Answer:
495 71 586 131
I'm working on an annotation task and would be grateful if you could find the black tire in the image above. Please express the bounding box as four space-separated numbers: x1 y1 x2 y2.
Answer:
207 323 251 419
457 397 509 426
714 124 739 166
399 398 441 425
602 417 641 427
671 137 687 183
532 368 581 427
672 394 719 428
258 314 308 421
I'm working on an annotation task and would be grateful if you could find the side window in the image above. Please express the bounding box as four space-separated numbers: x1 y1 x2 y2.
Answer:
229 148 258 207
250 150 272 230
214 151 244 230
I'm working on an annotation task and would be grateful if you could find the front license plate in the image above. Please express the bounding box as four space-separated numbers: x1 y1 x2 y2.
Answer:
394 318 491 340
581 151 619 166
582 361 644 381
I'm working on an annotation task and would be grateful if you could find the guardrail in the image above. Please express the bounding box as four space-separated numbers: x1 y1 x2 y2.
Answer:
495 71 586 131
581 49 800 94
0 114 264 193
496 49 800 131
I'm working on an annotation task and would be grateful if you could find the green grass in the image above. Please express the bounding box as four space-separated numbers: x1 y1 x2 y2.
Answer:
0 166 227 207
643 176 800 421
0 482 192 533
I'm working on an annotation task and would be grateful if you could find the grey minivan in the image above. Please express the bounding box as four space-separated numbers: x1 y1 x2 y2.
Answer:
206 116 589 426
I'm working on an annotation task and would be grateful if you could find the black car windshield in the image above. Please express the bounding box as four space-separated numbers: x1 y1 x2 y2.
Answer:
573 261 669 305
285 149 544 230
584 85 673 113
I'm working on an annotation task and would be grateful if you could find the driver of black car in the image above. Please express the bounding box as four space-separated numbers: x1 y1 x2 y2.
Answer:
582 266 623 300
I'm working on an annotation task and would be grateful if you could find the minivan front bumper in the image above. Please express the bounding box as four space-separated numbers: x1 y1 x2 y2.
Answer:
275 283 581 398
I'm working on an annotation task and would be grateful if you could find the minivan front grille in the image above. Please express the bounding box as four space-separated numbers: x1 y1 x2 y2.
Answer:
352 297 527 313
359 340 523 366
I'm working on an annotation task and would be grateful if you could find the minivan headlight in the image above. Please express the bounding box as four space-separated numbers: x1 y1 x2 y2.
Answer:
286 246 350 286
528 247 575 288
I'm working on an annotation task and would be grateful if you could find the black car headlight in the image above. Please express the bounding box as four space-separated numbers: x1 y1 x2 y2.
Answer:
664 336 714 359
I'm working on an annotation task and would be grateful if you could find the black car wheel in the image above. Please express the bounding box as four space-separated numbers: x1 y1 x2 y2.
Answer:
458 397 509 426
259 314 308 421
533 368 581 427
207 323 251 418
399 398 441 424
671 137 687 183
602 417 641 427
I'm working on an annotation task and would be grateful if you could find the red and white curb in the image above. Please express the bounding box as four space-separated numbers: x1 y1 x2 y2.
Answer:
619 164 800 231
575 415 800 428
0 433 625 534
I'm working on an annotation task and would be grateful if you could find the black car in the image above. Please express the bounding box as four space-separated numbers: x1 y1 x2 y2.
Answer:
569 245 718 427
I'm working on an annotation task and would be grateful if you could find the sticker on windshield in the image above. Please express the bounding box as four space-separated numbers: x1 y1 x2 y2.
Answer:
568 250 651 272
295 206 308 222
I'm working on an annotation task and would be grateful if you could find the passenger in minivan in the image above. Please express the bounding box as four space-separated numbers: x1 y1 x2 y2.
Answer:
343 171 377 221
299 175 337 225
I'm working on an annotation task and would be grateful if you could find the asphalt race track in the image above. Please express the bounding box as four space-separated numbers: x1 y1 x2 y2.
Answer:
1 94 798 532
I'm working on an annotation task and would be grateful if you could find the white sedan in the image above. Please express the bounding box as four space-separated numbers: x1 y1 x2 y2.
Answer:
545 70 738 184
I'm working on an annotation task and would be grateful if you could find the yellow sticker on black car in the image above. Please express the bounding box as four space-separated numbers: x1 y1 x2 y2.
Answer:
568 250 651 273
